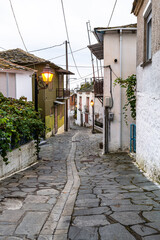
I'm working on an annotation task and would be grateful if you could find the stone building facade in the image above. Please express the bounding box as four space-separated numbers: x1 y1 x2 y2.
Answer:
132 0 160 181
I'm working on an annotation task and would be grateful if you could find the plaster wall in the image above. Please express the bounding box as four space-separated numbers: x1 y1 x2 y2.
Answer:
16 73 32 101
136 49 160 181
76 92 93 126
76 91 103 127
103 31 136 152
0 141 36 179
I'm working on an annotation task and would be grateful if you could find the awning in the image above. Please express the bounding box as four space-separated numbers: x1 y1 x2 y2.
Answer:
54 101 65 105
56 69 74 75
87 43 103 60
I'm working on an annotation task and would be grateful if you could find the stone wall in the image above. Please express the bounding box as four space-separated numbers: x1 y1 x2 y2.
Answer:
136 49 160 182
0 141 37 179
136 0 160 66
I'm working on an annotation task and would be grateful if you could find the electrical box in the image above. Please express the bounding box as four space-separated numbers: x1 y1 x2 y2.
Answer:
104 97 112 108
108 112 114 121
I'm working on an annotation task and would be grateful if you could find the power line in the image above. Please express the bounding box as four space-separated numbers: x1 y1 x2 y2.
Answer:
0 47 7 51
60 0 82 79
29 42 65 53
9 0 28 52
70 66 103 82
49 47 87 60
56 64 93 68
70 65 119 83
107 0 118 27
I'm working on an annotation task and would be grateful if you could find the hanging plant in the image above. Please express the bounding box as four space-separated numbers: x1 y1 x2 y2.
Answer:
0 93 45 164
114 74 136 124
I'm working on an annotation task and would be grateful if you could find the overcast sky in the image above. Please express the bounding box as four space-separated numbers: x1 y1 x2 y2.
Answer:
0 0 136 89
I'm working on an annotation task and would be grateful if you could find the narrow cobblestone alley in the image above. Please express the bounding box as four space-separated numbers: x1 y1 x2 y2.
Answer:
68 129 160 240
0 123 160 240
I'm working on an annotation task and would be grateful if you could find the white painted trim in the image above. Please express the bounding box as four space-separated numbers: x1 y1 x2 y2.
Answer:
143 0 152 18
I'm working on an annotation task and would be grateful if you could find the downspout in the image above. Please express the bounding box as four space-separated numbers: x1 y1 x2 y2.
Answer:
120 29 122 150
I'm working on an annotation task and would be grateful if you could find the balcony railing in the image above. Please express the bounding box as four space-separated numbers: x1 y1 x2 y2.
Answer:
94 78 103 96
56 88 70 99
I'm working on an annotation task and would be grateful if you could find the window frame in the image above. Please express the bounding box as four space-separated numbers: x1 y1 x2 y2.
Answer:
146 11 152 61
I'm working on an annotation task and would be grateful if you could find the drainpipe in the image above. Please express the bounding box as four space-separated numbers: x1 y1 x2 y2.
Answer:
120 29 122 150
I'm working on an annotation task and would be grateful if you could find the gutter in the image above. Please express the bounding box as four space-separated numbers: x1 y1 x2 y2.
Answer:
96 27 137 32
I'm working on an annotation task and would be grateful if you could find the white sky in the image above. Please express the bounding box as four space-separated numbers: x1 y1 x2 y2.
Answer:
0 0 136 89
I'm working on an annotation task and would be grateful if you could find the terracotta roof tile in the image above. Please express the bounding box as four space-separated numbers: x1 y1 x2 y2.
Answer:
0 48 74 75
0 58 36 72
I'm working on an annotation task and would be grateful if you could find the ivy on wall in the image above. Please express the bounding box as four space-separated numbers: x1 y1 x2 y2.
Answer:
114 74 136 124
0 93 45 164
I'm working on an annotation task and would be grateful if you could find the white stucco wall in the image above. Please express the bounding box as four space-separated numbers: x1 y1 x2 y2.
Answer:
103 31 136 152
136 49 160 181
76 92 93 126
16 73 32 101
0 141 36 179
76 92 103 127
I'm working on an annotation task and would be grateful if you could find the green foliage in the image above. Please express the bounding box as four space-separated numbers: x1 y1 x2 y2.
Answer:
80 81 93 90
0 93 45 164
114 74 136 124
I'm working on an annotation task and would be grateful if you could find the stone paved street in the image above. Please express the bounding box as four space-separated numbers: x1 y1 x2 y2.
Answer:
0 129 76 240
0 122 160 239
68 129 160 240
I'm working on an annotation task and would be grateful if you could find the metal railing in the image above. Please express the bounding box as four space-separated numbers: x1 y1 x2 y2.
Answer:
93 77 103 96
56 88 70 99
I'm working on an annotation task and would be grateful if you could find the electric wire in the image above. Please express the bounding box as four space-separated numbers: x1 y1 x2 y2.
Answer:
49 47 88 60
0 47 7 50
70 66 103 82
29 42 65 53
56 64 93 68
60 0 82 79
9 0 28 52
107 0 118 27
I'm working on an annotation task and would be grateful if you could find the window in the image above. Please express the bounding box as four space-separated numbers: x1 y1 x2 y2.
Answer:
146 11 152 60
86 97 89 112
79 96 82 111
0 73 16 98
143 0 152 62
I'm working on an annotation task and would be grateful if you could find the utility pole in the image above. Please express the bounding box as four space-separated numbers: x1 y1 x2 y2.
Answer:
86 21 95 132
86 21 95 80
65 40 68 131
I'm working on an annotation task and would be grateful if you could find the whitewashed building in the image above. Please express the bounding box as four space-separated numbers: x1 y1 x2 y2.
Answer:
0 58 35 101
132 0 160 181
89 24 137 153
76 85 103 128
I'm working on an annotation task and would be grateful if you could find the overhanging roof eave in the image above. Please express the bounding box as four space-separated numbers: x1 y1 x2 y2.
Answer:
87 43 103 60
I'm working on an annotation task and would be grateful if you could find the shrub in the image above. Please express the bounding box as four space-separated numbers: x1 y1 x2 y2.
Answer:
0 93 45 164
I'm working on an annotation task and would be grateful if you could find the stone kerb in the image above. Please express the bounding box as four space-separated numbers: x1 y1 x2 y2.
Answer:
0 140 37 179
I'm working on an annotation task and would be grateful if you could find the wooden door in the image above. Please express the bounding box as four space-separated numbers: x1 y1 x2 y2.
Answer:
85 113 88 123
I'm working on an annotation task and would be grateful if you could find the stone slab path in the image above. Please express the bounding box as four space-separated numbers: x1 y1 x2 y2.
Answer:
0 124 160 240
68 129 160 240
0 129 77 240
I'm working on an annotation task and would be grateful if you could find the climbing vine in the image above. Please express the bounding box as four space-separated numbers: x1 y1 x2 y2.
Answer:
0 93 45 164
114 74 136 124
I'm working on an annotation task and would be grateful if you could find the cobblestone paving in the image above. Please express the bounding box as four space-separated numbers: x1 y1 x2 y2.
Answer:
0 130 75 240
68 129 160 240
0 122 160 240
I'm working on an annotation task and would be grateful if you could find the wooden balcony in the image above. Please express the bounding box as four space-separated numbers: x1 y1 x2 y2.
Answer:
56 88 70 99
94 78 103 97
